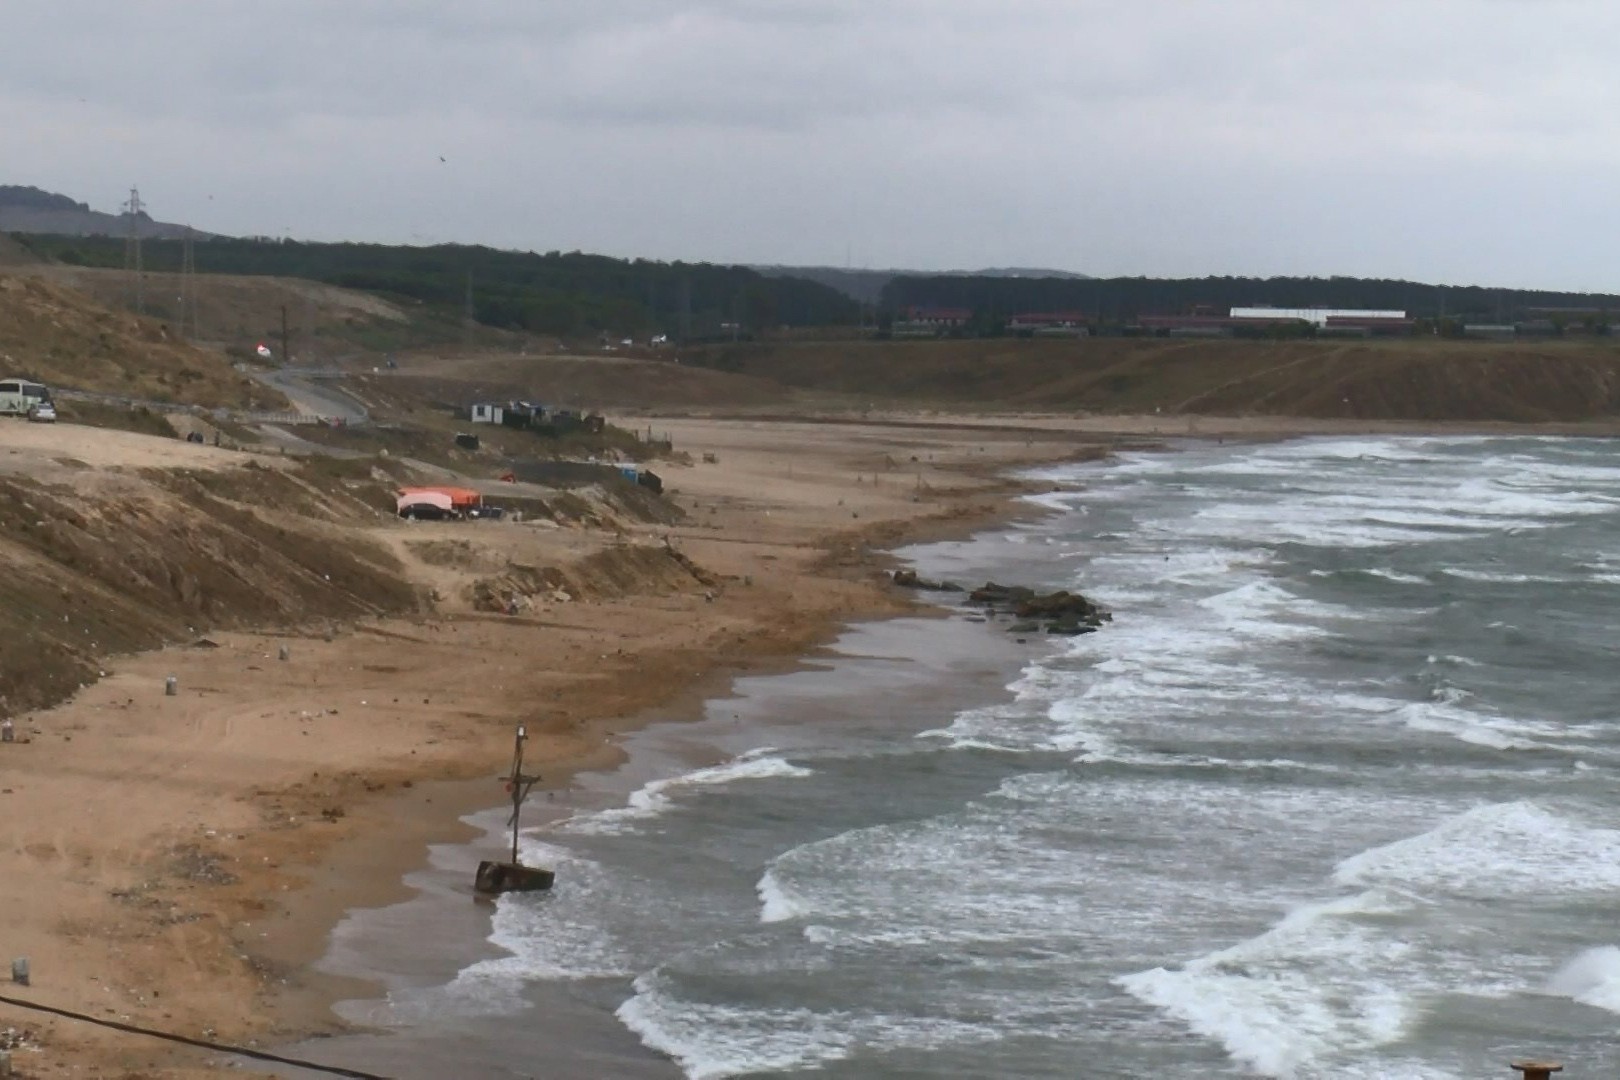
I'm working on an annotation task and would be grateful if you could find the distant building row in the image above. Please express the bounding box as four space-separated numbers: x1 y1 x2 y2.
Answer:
891 305 1610 339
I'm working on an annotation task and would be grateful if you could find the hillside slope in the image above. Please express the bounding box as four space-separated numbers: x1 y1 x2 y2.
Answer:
0 273 275 407
684 338 1620 422
23 263 427 361
0 230 39 266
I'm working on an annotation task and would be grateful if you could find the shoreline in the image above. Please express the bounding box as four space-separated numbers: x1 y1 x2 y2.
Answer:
288 604 1052 1080
259 457 1080 1077
12 414 1591 1076
0 413 1109 1078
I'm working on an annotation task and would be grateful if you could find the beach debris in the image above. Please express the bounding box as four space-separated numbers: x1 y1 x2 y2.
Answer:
164 676 178 696
278 645 290 662
10 958 27 986
0 719 11 744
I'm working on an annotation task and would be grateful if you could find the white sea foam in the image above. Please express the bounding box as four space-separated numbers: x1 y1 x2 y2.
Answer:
1195 580 1338 640
1546 946 1620 1013
617 970 1003 1080
1121 891 1416 1077
1437 568 1571 585
1334 801 1620 898
1316 567 1427 585
756 867 812 924
559 751 811 835
1388 700 1546 751
426 843 635 1012
1425 653 1482 668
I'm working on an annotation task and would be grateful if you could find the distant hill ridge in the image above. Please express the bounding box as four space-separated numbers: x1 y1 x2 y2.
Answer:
0 183 205 240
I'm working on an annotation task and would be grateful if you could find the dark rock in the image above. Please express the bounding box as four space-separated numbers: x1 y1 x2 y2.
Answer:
970 582 1035 605
892 568 960 592
969 581 1111 635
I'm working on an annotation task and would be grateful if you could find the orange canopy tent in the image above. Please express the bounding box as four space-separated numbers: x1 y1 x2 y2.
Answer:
397 486 482 510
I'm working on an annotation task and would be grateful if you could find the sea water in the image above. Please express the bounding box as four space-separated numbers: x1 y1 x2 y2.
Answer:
387 435 1620 1078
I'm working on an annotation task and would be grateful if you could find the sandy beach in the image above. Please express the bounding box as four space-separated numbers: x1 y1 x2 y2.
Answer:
0 412 1112 1078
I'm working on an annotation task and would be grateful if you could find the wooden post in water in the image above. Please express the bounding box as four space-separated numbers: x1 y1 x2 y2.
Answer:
507 724 531 866
472 725 553 894
1511 1062 1563 1080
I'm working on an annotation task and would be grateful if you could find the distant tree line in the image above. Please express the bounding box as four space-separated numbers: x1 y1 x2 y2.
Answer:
881 274 1620 328
13 235 860 338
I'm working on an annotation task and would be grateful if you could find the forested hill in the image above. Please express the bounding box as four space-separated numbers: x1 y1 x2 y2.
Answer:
11 234 861 337
883 274 1620 322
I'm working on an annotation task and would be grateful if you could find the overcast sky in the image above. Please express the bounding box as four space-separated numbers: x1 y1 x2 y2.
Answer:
7 1 1620 290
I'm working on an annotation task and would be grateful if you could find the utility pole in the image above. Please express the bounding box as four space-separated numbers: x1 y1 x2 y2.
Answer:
123 186 145 315
463 269 475 344
279 304 291 366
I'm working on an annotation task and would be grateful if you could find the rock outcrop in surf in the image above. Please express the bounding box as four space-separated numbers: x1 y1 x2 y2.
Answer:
892 571 1111 635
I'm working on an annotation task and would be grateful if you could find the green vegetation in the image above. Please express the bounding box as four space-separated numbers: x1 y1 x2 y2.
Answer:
15 235 861 338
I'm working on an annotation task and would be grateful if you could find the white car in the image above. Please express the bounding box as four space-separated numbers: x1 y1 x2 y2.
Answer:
28 401 56 423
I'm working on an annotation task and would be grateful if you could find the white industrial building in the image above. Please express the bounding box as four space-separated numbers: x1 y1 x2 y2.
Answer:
1230 307 1406 326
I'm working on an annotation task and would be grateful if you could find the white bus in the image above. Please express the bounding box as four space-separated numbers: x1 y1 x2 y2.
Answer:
0 378 50 417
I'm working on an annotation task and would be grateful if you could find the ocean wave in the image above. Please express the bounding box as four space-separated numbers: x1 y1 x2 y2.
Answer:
1436 568 1572 585
1546 946 1620 1013
919 698 1114 756
1383 699 1558 752
756 867 811 924
1120 891 1416 1077
1334 801 1620 898
558 751 811 836
434 843 638 997
616 969 1004 1080
1310 567 1429 586
1195 580 1341 640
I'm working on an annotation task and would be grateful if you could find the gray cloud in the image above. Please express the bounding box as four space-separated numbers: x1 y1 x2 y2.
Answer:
6 1 1620 289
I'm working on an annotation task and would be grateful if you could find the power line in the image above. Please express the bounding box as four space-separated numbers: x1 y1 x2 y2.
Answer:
123 186 145 315
180 224 199 338
0 990 393 1080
